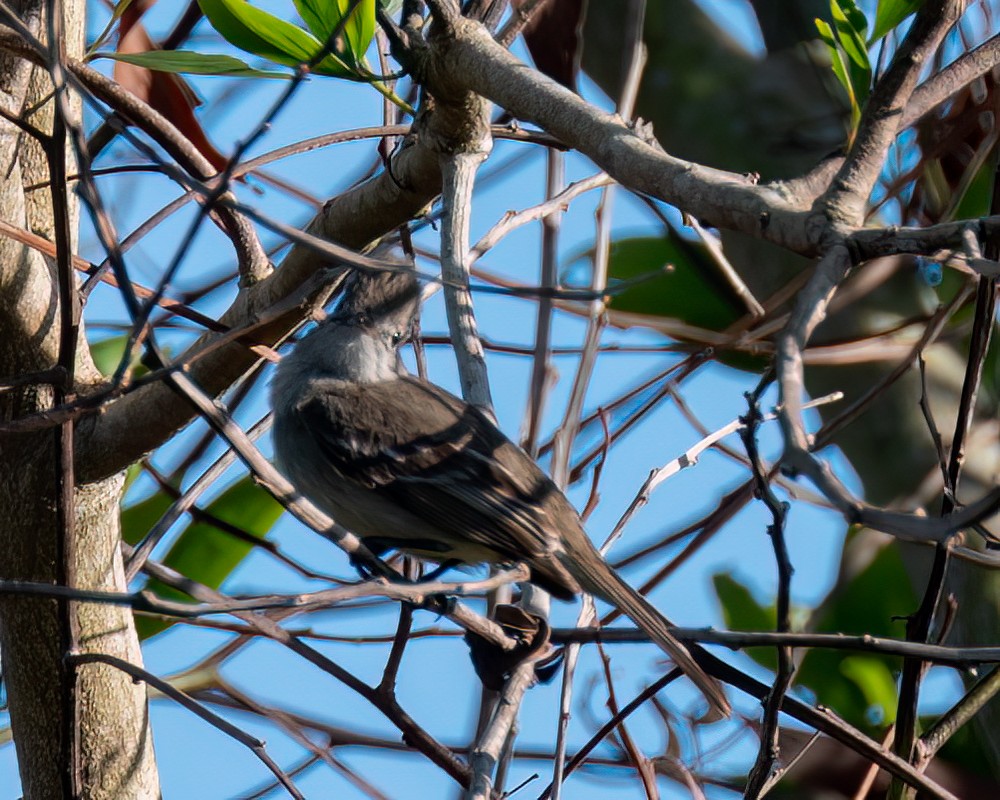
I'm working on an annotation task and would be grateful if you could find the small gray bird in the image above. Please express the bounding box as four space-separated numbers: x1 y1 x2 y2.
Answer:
271 267 729 715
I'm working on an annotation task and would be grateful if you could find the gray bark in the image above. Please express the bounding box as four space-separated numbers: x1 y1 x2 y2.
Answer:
0 2 159 797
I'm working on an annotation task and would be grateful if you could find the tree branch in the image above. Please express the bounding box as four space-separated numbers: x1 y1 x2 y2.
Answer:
69 652 305 800
423 16 815 253
438 113 494 411
0 24 271 282
820 0 963 224
74 105 449 483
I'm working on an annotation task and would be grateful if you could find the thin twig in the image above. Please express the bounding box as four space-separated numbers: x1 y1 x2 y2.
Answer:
686 216 764 318
521 152 567 454
903 32 1000 130
742 376 794 799
596 640 659 798
608 392 842 545
894 165 1000 800
776 247 1000 555
69 653 305 799
43 4 82 792
538 669 682 800
551 17 646 794
919 666 1000 762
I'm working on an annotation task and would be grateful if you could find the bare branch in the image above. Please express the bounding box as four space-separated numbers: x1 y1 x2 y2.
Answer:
69 653 305 800
742 379 794 799
424 16 814 253
466 659 538 800
903 32 1000 129
0 25 271 281
820 0 964 224
440 142 494 411
919 667 1000 763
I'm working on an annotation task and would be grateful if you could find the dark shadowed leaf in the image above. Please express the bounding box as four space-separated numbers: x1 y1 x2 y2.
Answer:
712 572 778 671
567 233 766 371
715 532 913 730
794 529 914 729
601 235 744 331
514 0 585 90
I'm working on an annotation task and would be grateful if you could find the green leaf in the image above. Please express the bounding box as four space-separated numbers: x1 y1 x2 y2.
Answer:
197 0 352 76
831 0 869 46
839 655 898 725
576 233 767 371
344 0 377 62
89 335 150 380
814 17 837 49
121 490 174 546
712 573 778 671
294 0 376 67
830 0 872 108
794 532 915 729
99 50 294 79
816 18 860 126
830 0 871 72
871 0 923 43
137 476 284 639
598 235 744 331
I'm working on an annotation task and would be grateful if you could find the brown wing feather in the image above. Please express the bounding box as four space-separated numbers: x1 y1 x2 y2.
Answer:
294 376 580 598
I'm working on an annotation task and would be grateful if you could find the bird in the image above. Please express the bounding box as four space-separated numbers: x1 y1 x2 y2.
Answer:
270 266 729 716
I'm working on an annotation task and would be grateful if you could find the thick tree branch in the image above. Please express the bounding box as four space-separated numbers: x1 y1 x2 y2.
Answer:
820 0 963 225
903 31 1000 129
422 16 815 252
74 106 447 482
74 10 993 485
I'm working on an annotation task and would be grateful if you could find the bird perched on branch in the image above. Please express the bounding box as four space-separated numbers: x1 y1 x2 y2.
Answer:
271 266 729 716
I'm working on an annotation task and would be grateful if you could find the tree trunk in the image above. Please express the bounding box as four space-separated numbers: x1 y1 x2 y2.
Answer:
0 2 159 797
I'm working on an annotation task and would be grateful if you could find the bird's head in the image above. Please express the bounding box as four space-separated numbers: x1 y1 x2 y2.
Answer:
277 267 421 387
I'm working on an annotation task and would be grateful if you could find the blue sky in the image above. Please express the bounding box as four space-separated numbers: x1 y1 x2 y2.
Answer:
1 3 955 798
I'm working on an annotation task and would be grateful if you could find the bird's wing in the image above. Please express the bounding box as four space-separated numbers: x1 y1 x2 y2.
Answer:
294 376 571 566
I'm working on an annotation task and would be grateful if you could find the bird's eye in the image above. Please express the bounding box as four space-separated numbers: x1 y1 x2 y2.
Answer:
391 330 405 345
355 312 370 326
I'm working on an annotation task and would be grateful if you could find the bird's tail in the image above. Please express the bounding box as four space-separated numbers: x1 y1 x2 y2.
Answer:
560 540 731 717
